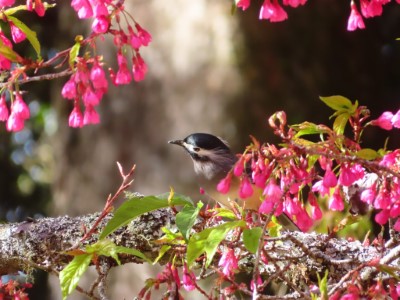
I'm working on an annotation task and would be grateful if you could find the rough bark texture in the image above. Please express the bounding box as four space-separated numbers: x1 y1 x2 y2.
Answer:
0 209 173 276
1 208 399 299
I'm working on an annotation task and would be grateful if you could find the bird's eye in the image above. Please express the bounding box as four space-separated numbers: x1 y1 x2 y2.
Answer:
193 147 201 152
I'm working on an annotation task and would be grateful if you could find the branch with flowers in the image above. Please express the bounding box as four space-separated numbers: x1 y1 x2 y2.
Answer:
0 0 151 131
2 97 400 299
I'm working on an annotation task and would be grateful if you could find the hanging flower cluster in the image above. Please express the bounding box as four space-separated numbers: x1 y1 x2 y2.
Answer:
217 96 400 232
0 0 151 131
235 0 399 31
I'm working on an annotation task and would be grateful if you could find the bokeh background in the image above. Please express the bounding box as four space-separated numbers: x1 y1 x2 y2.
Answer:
1 0 400 298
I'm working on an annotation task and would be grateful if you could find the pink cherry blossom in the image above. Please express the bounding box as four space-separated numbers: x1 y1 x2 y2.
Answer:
312 180 330 197
92 16 109 33
135 24 152 47
10 22 26 43
371 111 394 130
217 176 231 194
0 94 9 121
283 0 306 8
82 86 100 106
259 0 288 22
391 109 400 128
62 76 77 99
115 53 132 85
218 248 238 277
0 0 15 7
90 62 108 90
322 166 337 188
71 0 93 19
239 176 253 199
393 219 400 231
12 93 30 120
360 185 376 205
68 106 84 128
347 2 365 31
132 54 148 82
328 187 344 211
34 0 45 16
182 264 196 291
310 204 322 220
338 163 364 186
83 105 100 125
233 158 245 176
373 188 391 210
375 209 389 225
360 0 383 18
6 112 24 132
237 0 251 10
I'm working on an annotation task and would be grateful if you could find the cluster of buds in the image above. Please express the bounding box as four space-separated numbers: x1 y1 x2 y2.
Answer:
235 0 398 31
61 57 107 127
138 262 197 298
0 0 152 131
217 105 400 232
0 91 30 132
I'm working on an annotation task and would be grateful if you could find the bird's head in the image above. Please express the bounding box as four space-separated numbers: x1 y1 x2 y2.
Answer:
169 133 237 180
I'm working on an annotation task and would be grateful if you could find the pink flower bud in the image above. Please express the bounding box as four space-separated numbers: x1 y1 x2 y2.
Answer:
71 0 93 19
328 187 344 211
90 62 108 90
239 176 253 199
217 176 231 194
371 111 394 130
259 0 288 22
236 0 251 10
61 77 77 99
83 105 100 125
233 158 244 177
12 93 30 120
92 16 109 34
68 106 84 128
10 22 26 43
82 86 100 106
0 94 9 121
182 264 196 291
347 2 365 31
322 167 337 188
0 0 15 7
375 209 389 225
6 112 24 132
132 54 147 82
34 0 45 16
135 24 152 47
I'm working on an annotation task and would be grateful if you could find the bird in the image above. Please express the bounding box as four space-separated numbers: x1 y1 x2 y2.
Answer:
168 133 299 231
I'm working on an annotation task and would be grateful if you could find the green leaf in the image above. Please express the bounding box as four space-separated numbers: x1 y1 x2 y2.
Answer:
243 227 263 254
292 122 329 138
153 245 171 265
0 38 21 62
267 216 282 237
212 208 237 220
4 3 56 16
69 42 81 69
86 239 121 264
355 148 379 160
186 220 245 267
320 95 354 113
176 202 203 241
333 113 350 136
85 239 151 265
99 193 193 239
7 16 41 60
60 254 92 300
317 269 329 299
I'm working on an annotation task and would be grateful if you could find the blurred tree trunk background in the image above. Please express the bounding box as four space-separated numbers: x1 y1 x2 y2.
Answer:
0 0 399 299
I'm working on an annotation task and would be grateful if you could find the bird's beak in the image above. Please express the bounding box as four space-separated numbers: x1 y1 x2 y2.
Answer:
168 139 184 146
